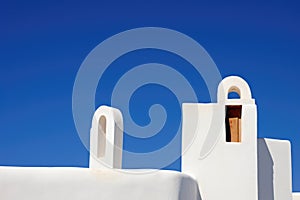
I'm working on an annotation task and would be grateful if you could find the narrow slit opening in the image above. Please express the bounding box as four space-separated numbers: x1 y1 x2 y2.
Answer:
98 116 106 157
226 105 242 142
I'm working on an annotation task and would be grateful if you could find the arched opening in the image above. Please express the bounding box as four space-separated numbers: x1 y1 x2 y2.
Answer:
98 115 106 157
228 91 240 99
227 86 241 99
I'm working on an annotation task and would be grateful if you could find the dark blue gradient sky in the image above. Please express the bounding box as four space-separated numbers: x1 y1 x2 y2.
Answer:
0 0 299 191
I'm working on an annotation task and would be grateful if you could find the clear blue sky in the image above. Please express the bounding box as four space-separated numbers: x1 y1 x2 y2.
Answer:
0 0 299 191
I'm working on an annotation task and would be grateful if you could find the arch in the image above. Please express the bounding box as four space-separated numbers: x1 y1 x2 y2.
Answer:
228 86 241 99
217 76 254 104
89 105 123 169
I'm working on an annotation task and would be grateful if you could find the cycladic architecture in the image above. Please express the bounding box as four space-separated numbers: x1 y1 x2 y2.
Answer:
0 76 298 200
182 76 258 200
182 76 293 200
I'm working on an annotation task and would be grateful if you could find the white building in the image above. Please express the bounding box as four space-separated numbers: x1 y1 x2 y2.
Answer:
0 76 298 200
182 76 292 200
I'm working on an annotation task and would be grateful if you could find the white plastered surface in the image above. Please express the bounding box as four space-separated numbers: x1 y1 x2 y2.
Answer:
0 167 200 200
293 193 300 200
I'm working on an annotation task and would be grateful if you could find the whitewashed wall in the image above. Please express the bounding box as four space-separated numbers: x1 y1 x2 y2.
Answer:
258 138 292 200
182 76 258 200
0 167 200 200
293 193 300 200
89 106 123 169
0 76 296 200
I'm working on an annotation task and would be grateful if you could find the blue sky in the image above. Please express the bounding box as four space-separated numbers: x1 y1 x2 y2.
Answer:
0 0 299 191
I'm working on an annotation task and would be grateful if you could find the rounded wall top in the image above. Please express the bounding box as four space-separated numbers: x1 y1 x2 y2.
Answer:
217 76 255 104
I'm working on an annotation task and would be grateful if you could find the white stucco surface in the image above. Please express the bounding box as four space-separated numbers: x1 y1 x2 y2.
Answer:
182 76 258 200
293 193 300 200
89 106 123 169
258 138 292 200
0 76 296 200
0 167 200 200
